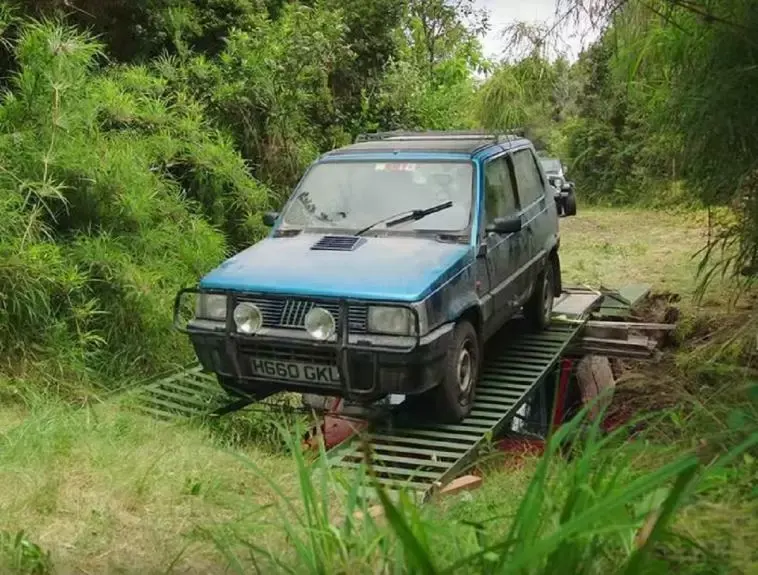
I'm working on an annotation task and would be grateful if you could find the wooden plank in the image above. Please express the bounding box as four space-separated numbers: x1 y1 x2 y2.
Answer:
584 320 676 332
438 475 483 496
581 336 655 351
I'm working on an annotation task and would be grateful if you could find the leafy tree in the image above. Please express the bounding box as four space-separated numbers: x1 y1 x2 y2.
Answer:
405 0 488 77
18 0 266 60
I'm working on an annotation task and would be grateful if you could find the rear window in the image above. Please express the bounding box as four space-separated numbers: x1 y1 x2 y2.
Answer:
540 158 561 173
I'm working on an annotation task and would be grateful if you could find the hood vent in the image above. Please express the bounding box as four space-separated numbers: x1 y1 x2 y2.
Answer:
311 235 365 252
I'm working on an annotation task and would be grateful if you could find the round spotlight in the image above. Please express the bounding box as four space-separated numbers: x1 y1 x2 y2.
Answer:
304 307 335 341
233 302 263 334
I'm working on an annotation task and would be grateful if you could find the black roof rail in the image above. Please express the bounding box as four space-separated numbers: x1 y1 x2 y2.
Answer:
354 129 527 144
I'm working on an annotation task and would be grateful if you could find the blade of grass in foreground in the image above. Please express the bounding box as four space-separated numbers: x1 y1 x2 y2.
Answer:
374 482 438 575
440 397 702 574
621 463 700 575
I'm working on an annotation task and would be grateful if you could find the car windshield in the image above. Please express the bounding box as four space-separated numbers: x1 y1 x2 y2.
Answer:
540 158 561 174
280 160 474 233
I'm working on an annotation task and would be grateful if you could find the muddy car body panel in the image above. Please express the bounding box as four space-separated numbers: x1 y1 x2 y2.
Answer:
178 132 562 418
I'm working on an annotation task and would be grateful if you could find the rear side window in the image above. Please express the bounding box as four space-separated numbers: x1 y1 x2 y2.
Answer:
512 149 545 206
484 156 519 224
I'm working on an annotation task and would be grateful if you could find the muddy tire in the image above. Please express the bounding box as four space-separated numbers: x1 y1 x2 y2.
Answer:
524 260 556 331
426 320 481 423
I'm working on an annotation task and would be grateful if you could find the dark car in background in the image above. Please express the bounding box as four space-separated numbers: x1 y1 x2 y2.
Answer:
540 157 577 217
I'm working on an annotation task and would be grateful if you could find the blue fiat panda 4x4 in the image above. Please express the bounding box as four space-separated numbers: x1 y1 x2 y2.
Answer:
176 131 562 423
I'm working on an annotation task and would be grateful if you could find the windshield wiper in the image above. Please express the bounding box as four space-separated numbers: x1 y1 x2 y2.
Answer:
355 201 453 236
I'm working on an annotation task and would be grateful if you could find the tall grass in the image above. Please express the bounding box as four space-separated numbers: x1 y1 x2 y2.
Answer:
206 399 758 574
0 20 269 396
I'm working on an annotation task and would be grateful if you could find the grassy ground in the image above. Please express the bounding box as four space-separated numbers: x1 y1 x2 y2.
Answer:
559 207 716 298
1 208 756 573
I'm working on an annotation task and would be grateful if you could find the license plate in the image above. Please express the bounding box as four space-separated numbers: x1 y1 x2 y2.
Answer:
249 358 340 384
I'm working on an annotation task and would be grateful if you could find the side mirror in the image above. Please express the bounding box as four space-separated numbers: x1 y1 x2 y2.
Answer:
262 211 279 226
485 215 522 235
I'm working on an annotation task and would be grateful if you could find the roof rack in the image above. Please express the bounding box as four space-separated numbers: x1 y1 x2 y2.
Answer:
354 129 526 144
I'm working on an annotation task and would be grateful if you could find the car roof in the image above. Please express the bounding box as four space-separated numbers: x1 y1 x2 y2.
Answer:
322 131 532 159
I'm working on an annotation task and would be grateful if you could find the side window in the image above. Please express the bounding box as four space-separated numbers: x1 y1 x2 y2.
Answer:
512 149 545 206
484 156 518 224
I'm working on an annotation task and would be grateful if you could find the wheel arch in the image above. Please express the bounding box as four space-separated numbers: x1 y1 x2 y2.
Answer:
457 304 483 340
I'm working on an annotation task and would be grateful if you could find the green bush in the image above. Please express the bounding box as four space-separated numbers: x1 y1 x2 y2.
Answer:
0 20 269 394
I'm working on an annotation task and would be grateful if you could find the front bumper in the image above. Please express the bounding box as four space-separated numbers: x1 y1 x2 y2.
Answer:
175 289 453 402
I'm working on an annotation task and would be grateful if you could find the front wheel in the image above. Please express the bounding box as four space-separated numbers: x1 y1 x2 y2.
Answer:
523 260 556 331
425 320 481 423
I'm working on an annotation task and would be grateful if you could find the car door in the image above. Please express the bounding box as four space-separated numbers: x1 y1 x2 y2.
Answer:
511 147 552 297
481 153 525 335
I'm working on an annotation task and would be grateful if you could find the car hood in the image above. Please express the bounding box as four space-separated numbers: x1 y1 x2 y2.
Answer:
199 233 473 302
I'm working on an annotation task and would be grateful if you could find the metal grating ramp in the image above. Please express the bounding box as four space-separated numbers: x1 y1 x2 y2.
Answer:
126 365 227 420
328 320 584 501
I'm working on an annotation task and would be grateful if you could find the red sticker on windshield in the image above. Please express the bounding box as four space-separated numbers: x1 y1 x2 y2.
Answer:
375 163 417 172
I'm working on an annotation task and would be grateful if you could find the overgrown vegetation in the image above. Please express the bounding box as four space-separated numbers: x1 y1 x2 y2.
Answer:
0 0 757 572
0 1 488 393
1 209 755 574
479 0 758 288
0 20 261 395
2 0 757 390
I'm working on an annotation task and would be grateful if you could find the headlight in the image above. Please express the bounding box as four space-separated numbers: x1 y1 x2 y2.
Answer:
233 302 263 334
304 307 335 340
195 293 227 321
368 307 417 335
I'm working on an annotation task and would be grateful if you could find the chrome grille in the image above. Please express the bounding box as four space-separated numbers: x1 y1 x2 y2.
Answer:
236 296 368 333
280 299 313 328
